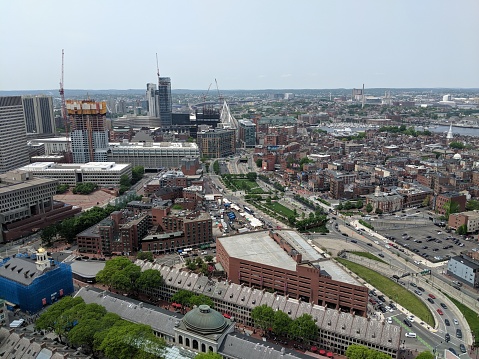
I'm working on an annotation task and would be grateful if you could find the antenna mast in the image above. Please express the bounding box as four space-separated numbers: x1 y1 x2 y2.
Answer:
59 49 70 158
156 53 160 87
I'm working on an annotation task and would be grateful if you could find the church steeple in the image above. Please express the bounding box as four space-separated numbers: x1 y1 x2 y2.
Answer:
446 124 453 141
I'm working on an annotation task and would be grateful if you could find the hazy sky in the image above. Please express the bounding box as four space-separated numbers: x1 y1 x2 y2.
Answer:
1 0 478 90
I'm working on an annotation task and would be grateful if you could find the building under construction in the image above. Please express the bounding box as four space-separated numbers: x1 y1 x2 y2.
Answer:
67 100 109 163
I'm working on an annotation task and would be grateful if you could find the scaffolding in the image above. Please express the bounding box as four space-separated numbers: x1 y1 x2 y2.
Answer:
0 259 74 314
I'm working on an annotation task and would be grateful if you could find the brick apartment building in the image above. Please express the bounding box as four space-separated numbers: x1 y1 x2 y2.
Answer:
142 207 213 253
76 211 150 255
216 230 368 316
434 192 467 216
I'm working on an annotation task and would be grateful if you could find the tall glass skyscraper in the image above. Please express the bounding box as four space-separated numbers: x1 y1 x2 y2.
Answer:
22 95 55 135
156 77 172 127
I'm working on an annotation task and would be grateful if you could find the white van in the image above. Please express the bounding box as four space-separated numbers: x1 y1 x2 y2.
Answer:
405 332 417 338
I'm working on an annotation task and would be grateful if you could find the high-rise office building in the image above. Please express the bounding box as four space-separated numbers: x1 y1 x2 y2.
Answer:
0 96 30 173
67 100 109 163
146 83 158 117
238 119 256 148
157 77 172 127
22 95 55 135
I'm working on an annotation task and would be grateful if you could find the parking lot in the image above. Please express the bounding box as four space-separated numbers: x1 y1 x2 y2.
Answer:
374 220 477 264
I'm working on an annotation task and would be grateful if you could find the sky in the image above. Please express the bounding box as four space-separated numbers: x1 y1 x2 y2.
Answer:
1 0 478 90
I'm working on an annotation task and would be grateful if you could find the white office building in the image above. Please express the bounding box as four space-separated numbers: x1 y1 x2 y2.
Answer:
18 162 132 187
107 141 200 170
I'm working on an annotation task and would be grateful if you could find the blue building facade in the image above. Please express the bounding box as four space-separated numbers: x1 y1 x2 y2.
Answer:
0 253 74 313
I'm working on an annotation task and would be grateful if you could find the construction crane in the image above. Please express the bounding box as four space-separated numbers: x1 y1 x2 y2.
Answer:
203 83 212 104
215 78 223 104
59 49 70 158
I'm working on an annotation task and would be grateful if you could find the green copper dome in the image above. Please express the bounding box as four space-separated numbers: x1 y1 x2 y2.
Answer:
183 305 228 334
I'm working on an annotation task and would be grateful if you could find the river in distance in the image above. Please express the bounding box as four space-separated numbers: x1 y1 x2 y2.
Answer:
320 125 479 137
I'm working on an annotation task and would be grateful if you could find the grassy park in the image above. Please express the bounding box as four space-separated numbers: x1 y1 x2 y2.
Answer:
230 179 266 194
264 201 296 218
336 258 435 326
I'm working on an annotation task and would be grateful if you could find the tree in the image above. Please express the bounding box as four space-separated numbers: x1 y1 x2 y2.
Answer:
195 353 222 359
57 217 78 243
96 257 136 290
131 166 145 184
416 352 434 359
443 200 460 220
365 203 373 213
356 200 363 209
346 345 392 359
337 203 343 211
251 304 274 332
204 255 214 263
449 141 465 149
136 269 163 292
288 314 318 342
189 294 215 308
41 224 58 247
375 208 383 215
457 224 467 235
466 200 479 211
246 172 257 181
422 195 431 208
36 297 85 340
120 174 131 187
56 184 69 194
171 290 194 308
98 321 166 359
256 158 262 168
137 251 154 261
272 310 292 337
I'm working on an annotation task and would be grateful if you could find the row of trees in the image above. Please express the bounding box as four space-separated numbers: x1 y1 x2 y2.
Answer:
72 182 97 195
185 256 215 275
41 204 126 246
120 166 145 194
337 200 363 211
170 289 215 312
378 125 432 137
288 211 328 232
258 174 285 192
35 297 166 359
251 304 318 341
294 194 324 212
96 257 163 296
56 184 69 194
345 344 393 359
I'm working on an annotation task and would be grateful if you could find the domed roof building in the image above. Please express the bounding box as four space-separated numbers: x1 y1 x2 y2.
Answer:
174 304 234 354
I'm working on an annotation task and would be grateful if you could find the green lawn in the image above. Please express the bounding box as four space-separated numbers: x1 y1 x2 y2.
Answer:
264 201 296 218
349 251 387 264
336 258 435 326
446 294 479 345
231 179 266 194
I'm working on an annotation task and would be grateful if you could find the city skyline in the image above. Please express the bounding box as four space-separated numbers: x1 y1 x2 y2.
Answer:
1 0 478 91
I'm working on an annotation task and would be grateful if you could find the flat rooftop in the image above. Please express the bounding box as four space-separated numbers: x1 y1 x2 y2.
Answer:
218 231 297 271
318 260 361 285
19 162 130 172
